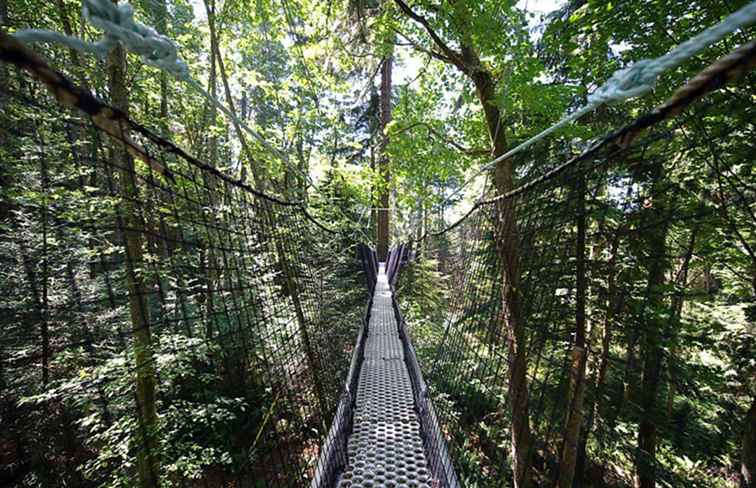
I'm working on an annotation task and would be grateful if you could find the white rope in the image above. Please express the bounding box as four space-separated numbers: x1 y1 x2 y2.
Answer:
12 0 756 202
16 0 189 77
13 0 312 184
442 1 756 206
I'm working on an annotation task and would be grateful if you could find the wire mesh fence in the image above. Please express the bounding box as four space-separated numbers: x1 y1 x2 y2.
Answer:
399 41 756 487
0 37 366 487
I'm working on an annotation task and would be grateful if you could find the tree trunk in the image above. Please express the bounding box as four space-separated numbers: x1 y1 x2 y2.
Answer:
634 161 670 488
40 152 50 387
390 2 532 481
206 0 218 167
377 54 392 261
666 224 699 418
422 199 429 257
370 144 377 243
206 0 270 187
151 0 169 133
200 0 221 340
473 65 532 488
574 229 623 486
742 398 756 488
106 14 160 486
20 246 48 385
0 0 10 224
55 0 85 81
558 175 588 488
296 134 308 201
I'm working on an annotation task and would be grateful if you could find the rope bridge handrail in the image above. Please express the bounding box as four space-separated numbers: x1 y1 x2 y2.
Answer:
436 1 756 214
417 38 756 242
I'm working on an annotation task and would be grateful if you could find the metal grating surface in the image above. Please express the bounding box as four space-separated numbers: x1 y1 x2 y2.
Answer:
364 335 404 359
339 268 432 488
369 320 398 335
340 421 431 488
355 360 416 422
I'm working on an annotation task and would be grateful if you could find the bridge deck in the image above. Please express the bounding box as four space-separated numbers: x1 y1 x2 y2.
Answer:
338 267 432 488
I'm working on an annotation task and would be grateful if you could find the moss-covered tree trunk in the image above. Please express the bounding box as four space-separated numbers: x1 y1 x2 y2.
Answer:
473 65 533 488
106 23 160 488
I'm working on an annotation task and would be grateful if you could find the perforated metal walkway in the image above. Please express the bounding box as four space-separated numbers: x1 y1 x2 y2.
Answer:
338 267 432 488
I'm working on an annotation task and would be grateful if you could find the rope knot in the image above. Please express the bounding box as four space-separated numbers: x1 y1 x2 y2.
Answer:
587 58 659 107
82 0 189 78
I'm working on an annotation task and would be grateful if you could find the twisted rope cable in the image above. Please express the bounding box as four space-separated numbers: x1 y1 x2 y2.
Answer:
438 1 756 210
15 0 189 76
13 0 314 187
417 38 756 241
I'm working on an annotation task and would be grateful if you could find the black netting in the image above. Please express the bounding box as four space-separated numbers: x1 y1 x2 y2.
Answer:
398 43 756 487
1 25 755 488
0 45 364 487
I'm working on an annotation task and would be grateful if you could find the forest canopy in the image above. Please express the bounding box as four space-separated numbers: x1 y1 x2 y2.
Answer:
0 0 754 487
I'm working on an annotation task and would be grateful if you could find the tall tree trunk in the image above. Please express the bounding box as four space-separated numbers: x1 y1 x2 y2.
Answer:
20 245 49 385
558 174 588 488
0 0 10 225
106 13 160 486
200 0 220 340
377 54 392 261
474 65 532 488
206 0 270 187
370 144 377 243
39 152 50 386
389 2 532 482
634 161 670 488
666 223 699 418
206 0 218 167
296 134 308 201
575 229 623 485
55 0 86 82
422 198 429 257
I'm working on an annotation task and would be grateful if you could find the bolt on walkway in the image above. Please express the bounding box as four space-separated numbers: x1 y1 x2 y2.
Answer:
338 265 432 488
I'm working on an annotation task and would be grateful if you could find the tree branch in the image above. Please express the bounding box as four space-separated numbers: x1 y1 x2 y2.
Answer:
392 28 453 64
391 122 490 156
392 0 466 71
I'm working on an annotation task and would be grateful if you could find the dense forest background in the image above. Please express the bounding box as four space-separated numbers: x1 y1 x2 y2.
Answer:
0 0 754 487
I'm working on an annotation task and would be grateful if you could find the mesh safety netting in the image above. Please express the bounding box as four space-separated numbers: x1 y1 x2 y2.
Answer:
396 41 756 487
0 36 366 487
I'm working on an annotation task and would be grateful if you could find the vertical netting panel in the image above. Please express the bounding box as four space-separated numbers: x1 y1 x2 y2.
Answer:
0 52 362 487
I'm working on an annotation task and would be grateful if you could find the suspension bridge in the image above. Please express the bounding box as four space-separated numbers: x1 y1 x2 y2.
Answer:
0 4 755 488
312 245 459 487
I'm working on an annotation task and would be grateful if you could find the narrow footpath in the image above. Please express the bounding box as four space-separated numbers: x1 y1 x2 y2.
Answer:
339 265 432 488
